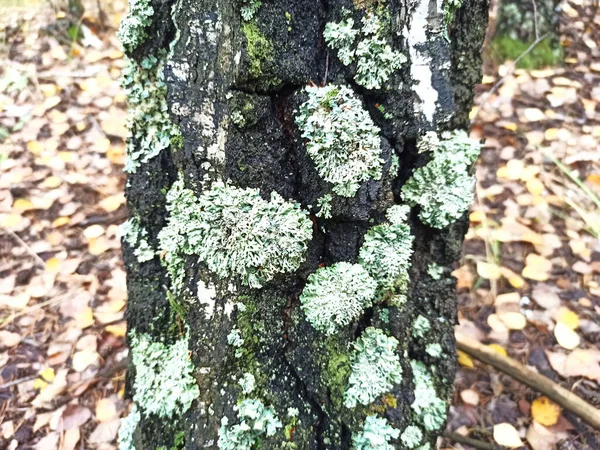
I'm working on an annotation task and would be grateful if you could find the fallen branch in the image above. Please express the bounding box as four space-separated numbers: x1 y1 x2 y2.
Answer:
456 334 600 431
442 431 505 450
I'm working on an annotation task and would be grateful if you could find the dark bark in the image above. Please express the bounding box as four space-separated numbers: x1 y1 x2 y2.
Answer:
121 0 489 449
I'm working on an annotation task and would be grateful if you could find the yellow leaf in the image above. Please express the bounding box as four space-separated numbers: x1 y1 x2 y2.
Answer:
99 194 125 212
554 322 580 350
27 140 45 154
499 266 525 288
493 423 523 448
13 198 34 212
522 254 552 281
544 128 559 141
557 307 579 330
469 211 484 223
105 322 127 337
39 367 55 382
488 343 508 356
457 350 474 368
1 213 23 229
526 178 544 196
586 173 600 186
33 378 48 390
498 311 527 330
477 261 501 280
88 236 110 255
52 216 70 228
531 396 561 426
42 176 62 189
74 307 95 329
45 257 61 273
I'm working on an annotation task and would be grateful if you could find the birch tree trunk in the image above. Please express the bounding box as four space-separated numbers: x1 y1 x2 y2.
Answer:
117 0 489 449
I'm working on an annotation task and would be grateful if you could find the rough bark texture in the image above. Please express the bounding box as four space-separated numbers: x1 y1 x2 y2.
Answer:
121 0 489 449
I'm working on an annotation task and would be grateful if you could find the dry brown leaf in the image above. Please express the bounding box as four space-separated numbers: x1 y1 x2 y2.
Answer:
546 348 600 380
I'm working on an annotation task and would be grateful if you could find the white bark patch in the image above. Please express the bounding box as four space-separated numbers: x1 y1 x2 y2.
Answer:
406 0 438 125
197 280 217 319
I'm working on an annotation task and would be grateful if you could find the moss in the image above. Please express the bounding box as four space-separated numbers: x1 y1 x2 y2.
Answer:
321 336 352 409
170 134 183 151
242 22 274 78
491 35 563 69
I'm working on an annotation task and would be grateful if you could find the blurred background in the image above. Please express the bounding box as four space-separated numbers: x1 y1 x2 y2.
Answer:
0 0 598 449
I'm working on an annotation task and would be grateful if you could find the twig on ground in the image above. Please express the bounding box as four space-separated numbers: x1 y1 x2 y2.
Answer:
456 334 600 431
442 431 506 450
1 226 45 268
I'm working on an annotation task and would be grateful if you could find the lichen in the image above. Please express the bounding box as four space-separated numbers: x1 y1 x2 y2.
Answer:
443 0 463 30
400 425 423 449
218 399 282 450
411 315 430 339
344 327 403 408
121 217 155 263
240 0 262 21
401 130 482 229
352 415 400 450
316 194 333 219
129 331 199 418
358 204 413 302
427 262 444 280
117 0 153 53
296 84 384 197
118 404 140 450
121 55 182 173
242 22 274 78
239 372 256 394
157 177 313 292
324 13 406 89
300 262 377 335
426 343 442 358
410 361 447 431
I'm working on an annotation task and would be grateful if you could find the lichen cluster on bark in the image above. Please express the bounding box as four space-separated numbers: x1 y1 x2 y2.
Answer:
119 0 489 449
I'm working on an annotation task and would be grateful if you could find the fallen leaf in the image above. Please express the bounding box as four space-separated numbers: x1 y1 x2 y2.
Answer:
531 396 561 426
493 423 523 448
522 254 552 281
488 343 508 356
62 428 80 450
557 308 579 330
0 331 21 347
477 261 501 280
96 398 118 422
72 349 100 372
457 350 474 368
531 284 561 309
34 432 60 450
62 405 92 430
88 419 120 443
83 224 105 239
554 322 580 350
546 348 600 380
460 389 480 406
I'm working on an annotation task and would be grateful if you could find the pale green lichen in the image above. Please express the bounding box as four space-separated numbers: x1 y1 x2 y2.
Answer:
400 425 423 449
358 204 413 302
158 177 313 292
121 55 182 173
344 327 403 408
427 262 444 280
324 13 406 89
296 84 384 197
410 361 447 431
121 217 154 263
316 193 333 219
130 331 199 418
118 404 140 450
412 315 430 339
218 399 282 450
426 343 442 358
241 0 262 20
443 0 464 29
117 0 154 53
239 373 256 394
401 130 481 229
228 329 244 358
352 415 400 450
300 262 377 335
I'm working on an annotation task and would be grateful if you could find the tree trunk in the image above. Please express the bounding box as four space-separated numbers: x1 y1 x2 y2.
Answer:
117 0 489 449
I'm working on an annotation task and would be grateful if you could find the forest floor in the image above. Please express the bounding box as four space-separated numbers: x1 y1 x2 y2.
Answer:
0 0 599 449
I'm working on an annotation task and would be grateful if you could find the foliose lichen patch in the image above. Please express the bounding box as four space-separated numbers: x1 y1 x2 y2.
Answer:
400 425 423 449
299 262 377 335
295 84 384 198
410 361 447 431
117 404 140 450
218 399 282 449
352 415 400 450
121 217 155 263
117 0 154 53
401 130 482 229
121 55 182 173
358 204 413 303
324 12 406 89
129 331 199 419
158 177 313 292
344 327 403 408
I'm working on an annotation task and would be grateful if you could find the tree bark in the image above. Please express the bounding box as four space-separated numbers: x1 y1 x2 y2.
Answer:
119 0 489 449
